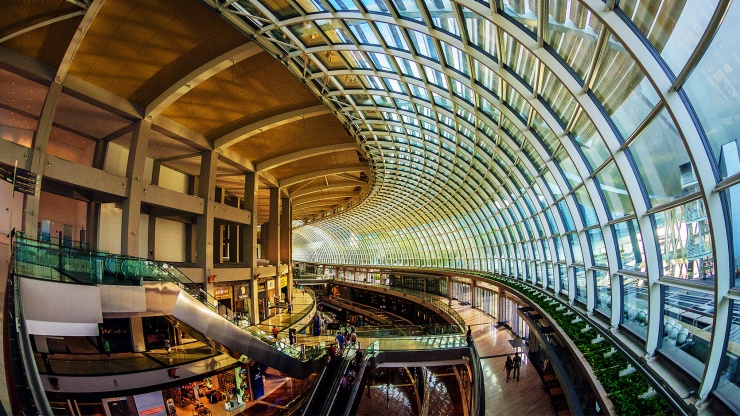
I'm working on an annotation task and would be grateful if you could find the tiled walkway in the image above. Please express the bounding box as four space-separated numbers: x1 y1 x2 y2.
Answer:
454 303 553 416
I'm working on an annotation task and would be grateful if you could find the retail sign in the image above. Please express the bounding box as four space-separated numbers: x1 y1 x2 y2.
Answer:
267 280 275 290
0 163 36 195
237 284 250 299
214 286 231 299
279 275 287 288
133 391 167 416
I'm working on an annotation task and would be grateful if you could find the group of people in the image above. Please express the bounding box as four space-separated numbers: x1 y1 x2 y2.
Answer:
335 326 358 350
340 349 364 391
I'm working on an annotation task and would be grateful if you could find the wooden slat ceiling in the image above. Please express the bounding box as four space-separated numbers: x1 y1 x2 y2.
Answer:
232 114 352 163
0 0 367 223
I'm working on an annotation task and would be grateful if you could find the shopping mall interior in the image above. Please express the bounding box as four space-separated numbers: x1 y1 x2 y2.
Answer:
1 0 740 415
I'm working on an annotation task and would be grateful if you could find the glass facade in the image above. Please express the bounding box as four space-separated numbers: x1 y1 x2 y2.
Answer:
220 0 740 406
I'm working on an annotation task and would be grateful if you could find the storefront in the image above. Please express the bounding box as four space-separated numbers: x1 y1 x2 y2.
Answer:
160 359 252 416
213 286 232 312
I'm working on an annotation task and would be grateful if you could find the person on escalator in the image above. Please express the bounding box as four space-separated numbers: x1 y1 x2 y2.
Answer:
336 332 345 350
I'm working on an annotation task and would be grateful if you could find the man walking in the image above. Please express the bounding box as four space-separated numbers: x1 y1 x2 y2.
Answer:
512 352 522 381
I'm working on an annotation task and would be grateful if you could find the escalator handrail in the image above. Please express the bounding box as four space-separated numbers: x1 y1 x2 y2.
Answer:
300 358 332 416
342 345 378 416
10 241 53 415
321 344 358 415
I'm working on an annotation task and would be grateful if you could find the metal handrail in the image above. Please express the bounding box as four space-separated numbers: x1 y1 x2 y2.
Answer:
10 241 53 415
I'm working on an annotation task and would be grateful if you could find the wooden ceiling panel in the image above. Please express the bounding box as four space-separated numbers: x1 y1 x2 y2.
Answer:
230 114 351 162
162 51 320 138
268 150 360 180
69 0 244 106
0 1 82 69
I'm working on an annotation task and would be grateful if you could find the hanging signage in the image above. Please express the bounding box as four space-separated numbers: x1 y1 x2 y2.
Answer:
14 167 37 195
279 275 288 288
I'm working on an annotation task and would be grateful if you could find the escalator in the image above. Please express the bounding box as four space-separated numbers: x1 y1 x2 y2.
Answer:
12 234 324 379
327 351 372 416
302 347 353 416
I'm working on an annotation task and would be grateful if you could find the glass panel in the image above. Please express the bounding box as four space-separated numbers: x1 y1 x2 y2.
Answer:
661 286 712 375
428 0 461 37
654 200 712 281
289 23 327 47
559 263 568 295
574 186 599 227
547 0 602 81
376 22 409 50
595 270 611 315
295 0 326 13
683 2 740 179
728 183 740 288
568 233 583 264
408 29 440 61
557 200 575 232
575 266 587 304
622 276 648 339
390 0 424 22
540 66 577 125
717 300 740 405
325 0 357 11
627 109 693 207
595 161 633 220
587 228 608 267
359 0 389 14
618 0 718 74
571 111 610 171
261 0 300 18
347 20 381 45
592 35 660 140
502 32 537 85
501 0 537 35
463 7 497 58
613 219 646 272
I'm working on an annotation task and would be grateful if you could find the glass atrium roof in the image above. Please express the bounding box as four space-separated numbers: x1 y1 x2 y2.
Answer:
217 0 740 406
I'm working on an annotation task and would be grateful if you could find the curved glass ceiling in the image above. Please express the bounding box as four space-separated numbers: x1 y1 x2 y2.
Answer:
220 0 740 404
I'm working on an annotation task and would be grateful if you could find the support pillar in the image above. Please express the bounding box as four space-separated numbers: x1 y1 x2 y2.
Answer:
280 195 292 300
23 82 62 237
196 150 217 292
471 279 477 308
268 187 280 301
147 161 161 260
242 172 259 325
121 120 150 256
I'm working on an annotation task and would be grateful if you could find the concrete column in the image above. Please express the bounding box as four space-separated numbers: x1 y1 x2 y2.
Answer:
23 81 62 237
268 187 280 298
471 279 477 308
242 172 259 325
130 317 146 352
280 196 292 300
147 161 161 260
228 225 238 262
121 120 151 256
196 150 217 290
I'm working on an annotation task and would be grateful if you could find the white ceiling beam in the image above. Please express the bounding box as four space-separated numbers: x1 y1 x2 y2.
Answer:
281 164 369 188
214 105 330 149
146 42 263 118
256 142 359 172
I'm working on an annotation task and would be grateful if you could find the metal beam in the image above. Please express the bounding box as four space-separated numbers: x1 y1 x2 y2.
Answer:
56 0 104 84
281 164 370 188
290 182 367 199
0 11 86 44
213 105 331 149
146 42 263 118
255 142 359 171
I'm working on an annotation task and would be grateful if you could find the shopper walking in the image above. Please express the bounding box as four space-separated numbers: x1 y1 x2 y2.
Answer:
164 338 171 354
504 355 513 382
103 338 111 362
272 326 279 339
512 352 522 381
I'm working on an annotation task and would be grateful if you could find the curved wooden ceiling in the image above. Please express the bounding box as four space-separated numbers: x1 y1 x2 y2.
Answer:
0 0 365 224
